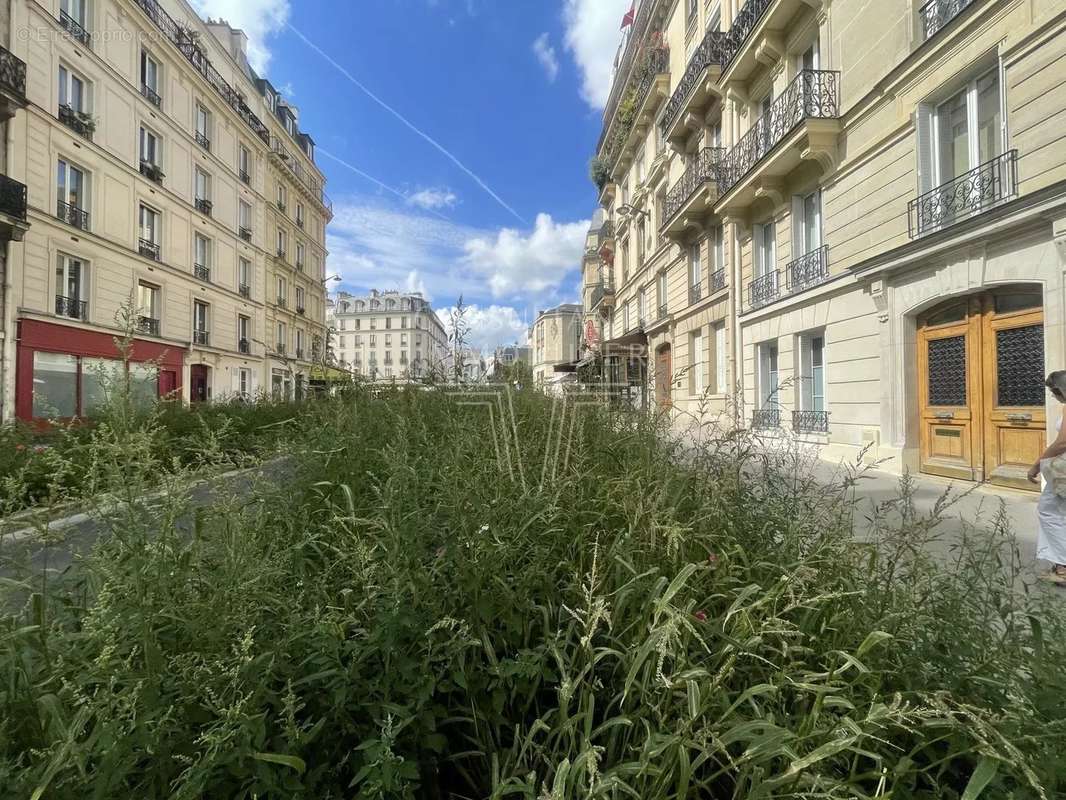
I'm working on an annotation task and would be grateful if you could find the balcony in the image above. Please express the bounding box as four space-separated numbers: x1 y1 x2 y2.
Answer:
793 410 829 433
239 168 251 184
137 316 160 336
276 296 287 308
193 330 210 346
908 150 1017 239
139 238 160 260
239 227 252 242
717 70 840 207
239 283 251 298
275 342 286 355
296 217 304 229
140 161 165 184
0 174 28 241
657 303 668 321
721 0 823 85
59 10 91 46
277 200 286 213
601 47 670 173
590 282 615 310
239 338 251 354
748 271 779 310
195 132 210 152
0 45 27 119
752 407 781 430
195 198 213 216
784 245 829 294
270 137 333 216
194 263 210 282
710 268 727 293
57 200 89 231
276 248 287 261
296 348 305 360
55 295 87 320
919 0 976 40
689 283 703 305
58 104 93 139
661 147 724 237
141 83 161 107
661 28 732 144
296 305 306 316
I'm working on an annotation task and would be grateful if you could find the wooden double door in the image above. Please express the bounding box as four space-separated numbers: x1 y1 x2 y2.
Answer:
917 288 1046 491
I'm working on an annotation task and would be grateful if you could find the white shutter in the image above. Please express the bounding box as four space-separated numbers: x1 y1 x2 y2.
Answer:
915 104 935 193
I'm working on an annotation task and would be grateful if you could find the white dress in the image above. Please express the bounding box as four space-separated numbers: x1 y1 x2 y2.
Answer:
1037 416 1066 565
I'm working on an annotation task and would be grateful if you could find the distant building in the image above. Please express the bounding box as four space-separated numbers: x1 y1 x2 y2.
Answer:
327 290 448 381
529 304 582 390
488 344 532 380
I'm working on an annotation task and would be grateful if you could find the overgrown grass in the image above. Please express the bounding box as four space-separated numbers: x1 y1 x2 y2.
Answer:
0 383 1063 798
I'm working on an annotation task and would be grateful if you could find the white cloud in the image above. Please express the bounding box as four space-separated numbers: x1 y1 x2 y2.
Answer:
190 0 290 74
532 33 560 82
407 188 458 211
562 0 631 109
462 213 589 298
436 304 530 352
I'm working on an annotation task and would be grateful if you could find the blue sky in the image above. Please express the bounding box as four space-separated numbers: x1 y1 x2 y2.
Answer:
191 0 632 349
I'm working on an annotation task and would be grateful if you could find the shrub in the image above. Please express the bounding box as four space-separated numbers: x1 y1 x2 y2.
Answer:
0 387 1063 798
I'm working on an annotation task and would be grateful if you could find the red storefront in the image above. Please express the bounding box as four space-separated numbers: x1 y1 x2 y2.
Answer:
15 319 185 421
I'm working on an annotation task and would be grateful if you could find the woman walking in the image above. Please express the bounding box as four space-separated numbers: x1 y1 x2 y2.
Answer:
1028 371 1066 584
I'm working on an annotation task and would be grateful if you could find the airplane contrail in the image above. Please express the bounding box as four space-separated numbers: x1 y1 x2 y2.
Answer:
287 23 527 226
318 148 451 222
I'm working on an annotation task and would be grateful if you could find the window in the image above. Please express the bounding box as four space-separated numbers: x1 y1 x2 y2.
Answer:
296 203 304 226
58 65 87 112
799 40 820 73
931 68 1002 187
639 287 647 323
195 168 211 202
238 144 251 180
139 126 161 166
686 0 698 25
713 322 727 394
754 221 776 277
238 314 250 344
137 280 159 321
238 258 251 293
657 272 668 311
706 1 721 30
799 333 826 412
195 104 211 148
55 253 86 316
276 321 286 349
57 159 87 217
193 300 209 334
140 50 160 99
296 241 305 267
296 328 305 355
385 334 393 347
276 275 286 302
32 353 78 418
61 0 86 26
238 368 252 397
296 286 305 309
689 240 701 288
139 204 160 243
757 342 779 409
690 328 705 395
635 147 646 185
194 234 210 273
276 228 287 256
369 334 376 346
794 191 821 255
277 183 287 210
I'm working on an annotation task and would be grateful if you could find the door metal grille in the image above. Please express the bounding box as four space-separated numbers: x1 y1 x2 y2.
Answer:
927 335 967 407
996 324 1044 407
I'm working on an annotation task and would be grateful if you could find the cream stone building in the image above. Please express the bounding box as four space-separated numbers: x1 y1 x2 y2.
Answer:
586 0 1066 492
530 303 582 389
327 289 448 382
3 0 330 420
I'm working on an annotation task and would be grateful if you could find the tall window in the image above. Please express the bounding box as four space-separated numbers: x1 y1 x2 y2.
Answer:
139 204 160 243
276 276 286 302
800 333 826 412
296 241 305 267
57 159 86 210
239 200 252 232
238 257 251 292
690 329 705 395
238 368 251 397
276 228 287 256
277 183 287 209
929 68 1002 187
238 144 251 179
140 50 160 95
195 168 210 202
58 65 87 111
713 322 727 394
754 222 776 277
195 104 211 148
658 271 668 310
193 301 209 333
276 321 286 348
794 191 821 256
194 234 210 270
689 240 702 289
710 224 724 275
638 286 647 322
56 253 85 307
137 280 159 319
757 342 779 410
686 0 698 25
706 1 721 30
139 126 161 166
296 328 305 354
61 0 86 26
296 286 305 309
238 315 250 345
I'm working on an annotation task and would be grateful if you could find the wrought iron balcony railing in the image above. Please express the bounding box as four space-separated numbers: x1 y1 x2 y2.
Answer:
239 168 250 184
140 161 165 183
660 29 732 134
590 282 614 309
57 200 89 230
59 10 91 46
748 271 780 310
722 0 774 71
195 132 211 151
710 268 727 293
908 150 1017 239
717 70 840 195
137 316 160 336
270 137 332 214
55 295 87 320
793 410 830 433
657 303 668 320
0 174 27 222
277 296 287 308
275 342 286 354
0 45 27 100
276 248 286 260
239 227 252 242
141 83 161 107
296 305 306 315
194 263 210 282
239 338 251 354
193 330 209 346
752 407 781 430
195 198 213 215
662 147 725 226
600 46 670 170
239 283 251 298
58 104 93 139
277 200 286 213
784 245 830 294
139 238 160 260
919 0 976 40
689 282 702 305
131 0 270 144
296 348 305 360
296 217 304 228
597 0 656 154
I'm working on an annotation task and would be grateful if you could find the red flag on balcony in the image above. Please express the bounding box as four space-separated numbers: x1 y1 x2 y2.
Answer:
621 2 635 29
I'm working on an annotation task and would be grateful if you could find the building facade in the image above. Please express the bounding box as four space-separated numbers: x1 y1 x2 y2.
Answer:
530 303 582 388
586 0 1066 492
5 0 330 420
328 289 448 381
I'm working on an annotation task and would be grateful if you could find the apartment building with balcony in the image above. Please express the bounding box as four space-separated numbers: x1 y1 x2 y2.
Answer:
587 0 1066 492
5 0 330 418
328 289 448 382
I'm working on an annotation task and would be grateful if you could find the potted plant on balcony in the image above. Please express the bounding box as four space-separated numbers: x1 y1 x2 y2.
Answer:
589 157 611 191
75 111 96 134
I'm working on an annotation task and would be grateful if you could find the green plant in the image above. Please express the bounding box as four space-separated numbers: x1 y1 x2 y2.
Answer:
588 157 611 191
